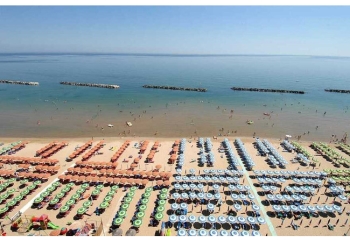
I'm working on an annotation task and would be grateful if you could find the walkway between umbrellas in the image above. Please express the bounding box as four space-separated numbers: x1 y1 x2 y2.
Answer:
104 190 126 235
238 158 277 236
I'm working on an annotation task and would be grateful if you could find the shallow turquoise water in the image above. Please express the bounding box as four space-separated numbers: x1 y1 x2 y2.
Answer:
0 54 349 140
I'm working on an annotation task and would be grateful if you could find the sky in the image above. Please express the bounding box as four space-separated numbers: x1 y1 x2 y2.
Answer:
0 6 349 56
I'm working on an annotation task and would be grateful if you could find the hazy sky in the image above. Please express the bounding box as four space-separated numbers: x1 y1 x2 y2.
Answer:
0 6 349 56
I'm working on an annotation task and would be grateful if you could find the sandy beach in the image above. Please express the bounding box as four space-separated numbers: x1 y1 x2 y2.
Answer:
0 136 349 236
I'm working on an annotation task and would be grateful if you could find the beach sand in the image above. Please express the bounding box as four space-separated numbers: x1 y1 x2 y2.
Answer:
0 136 349 236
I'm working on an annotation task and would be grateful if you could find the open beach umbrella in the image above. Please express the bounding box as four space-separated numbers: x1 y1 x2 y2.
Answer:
333 205 342 213
177 229 186 236
290 205 299 212
169 214 177 223
257 217 266 224
252 231 261 236
179 215 187 222
171 203 179 210
198 229 207 236
188 229 197 236
324 205 334 212
234 203 242 211
209 230 218 236
231 230 239 236
207 203 215 211
316 205 324 212
282 205 291 212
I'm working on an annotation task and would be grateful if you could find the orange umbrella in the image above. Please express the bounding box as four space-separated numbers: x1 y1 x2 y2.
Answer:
126 170 133 176
113 170 119 175
164 181 171 186
146 171 152 177
65 174 72 180
119 170 126 175
67 167 75 173
152 171 159 177
87 168 93 173
141 179 149 185
155 165 162 169
130 164 138 168
78 176 86 182
120 178 127 184
132 170 139 175
91 177 99 182
58 175 66 180
156 180 163 186
106 169 113 174
71 175 79 181
42 173 50 179
53 166 60 171
127 179 134 184
111 162 118 168
99 176 106 182
85 176 93 182
75 160 83 166
139 171 146 176
106 177 113 183
113 178 121 184
100 169 106 174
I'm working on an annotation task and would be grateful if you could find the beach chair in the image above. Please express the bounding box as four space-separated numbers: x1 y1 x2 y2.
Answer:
54 203 62 210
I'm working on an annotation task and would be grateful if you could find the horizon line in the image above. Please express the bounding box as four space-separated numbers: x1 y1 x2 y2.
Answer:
0 52 350 58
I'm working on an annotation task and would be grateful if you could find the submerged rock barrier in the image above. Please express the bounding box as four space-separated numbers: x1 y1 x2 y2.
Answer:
60 82 120 89
325 89 350 94
231 87 305 94
0 80 39 85
142 85 207 92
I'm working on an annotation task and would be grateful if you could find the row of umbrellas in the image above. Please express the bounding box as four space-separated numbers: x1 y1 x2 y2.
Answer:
35 141 58 156
58 174 152 185
281 140 295 152
223 139 240 169
271 204 343 214
75 160 118 169
177 229 261 236
0 156 59 165
0 141 22 155
253 169 328 178
67 140 93 159
111 140 130 162
174 175 240 183
82 141 105 161
235 139 255 169
255 138 269 155
41 142 67 159
263 139 288 166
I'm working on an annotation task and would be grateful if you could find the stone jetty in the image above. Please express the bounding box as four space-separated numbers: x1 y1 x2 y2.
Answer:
231 87 305 94
0 80 39 86
142 85 207 92
60 82 120 89
325 89 350 94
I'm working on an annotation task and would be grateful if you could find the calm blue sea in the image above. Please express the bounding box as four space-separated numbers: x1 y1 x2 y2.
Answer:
0 54 349 139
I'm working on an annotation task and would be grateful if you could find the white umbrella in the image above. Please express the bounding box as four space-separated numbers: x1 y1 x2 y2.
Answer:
316 205 324 212
171 203 179 210
272 205 282 212
299 205 307 212
218 216 226 224
252 205 260 211
290 205 299 212
198 215 206 223
234 204 242 211
172 193 180 199
282 205 291 212
188 215 196 223
333 205 342 213
247 216 256 224
239 194 247 200
179 215 187 222
180 203 187 209
207 203 215 211
175 176 182 181
252 231 261 236
197 193 204 199
324 205 334 212
237 216 246 223
205 193 213 200
230 230 239 236
189 184 197 190
197 184 204 190
189 192 197 199
181 193 189 199
228 185 236 191
227 216 236 224
248 194 255 200
177 229 186 236
213 184 220 190
220 230 229 236
209 230 218 236
231 194 239 200
214 193 221 199
338 195 347 201
241 231 250 236
208 215 216 223
307 205 316 212
169 215 177 222
198 229 207 236
257 217 266 224
188 229 197 236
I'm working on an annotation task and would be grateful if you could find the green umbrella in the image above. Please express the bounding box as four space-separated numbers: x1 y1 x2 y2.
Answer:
120 203 129 210
96 184 104 190
158 199 166 206
136 211 145 218
133 219 142 227
34 197 43 204
7 188 16 194
139 204 147 211
77 207 87 215
81 183 89 189
72 194 80 200
20 189 29 196
130 186 137 192
50 198 60 205
127 192 135 197
143 192 151 198
111 185 119 191
141 198 149 204
124 197 132 204
0 207 9 214
60 205 69 213
47 186 56 192
159 194 167 200
53 181 61 187
14 195 23 203
40 191 49 197
62 187 70 193
66 199 75 206
99 202 109 209
28 184 36 190
118 210 126 217
76 188 85 194
154 213 163 221
145 187 153 193
0 185 4 192
92 190 100 195
83 200 92 207
67 182 74 187
104 196 112 202
113 217 123 226
20 179 29 185
107 191 115 197
8 178 16 183
6 200 16 207
56 193 65 199
3 182 10 187
156 206 165 213
161 188 168 194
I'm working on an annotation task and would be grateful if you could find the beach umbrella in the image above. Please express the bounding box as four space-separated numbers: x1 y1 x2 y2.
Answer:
237 216 246 224
234 203 242 211
197 184 204 190
316 205 324 212
218 215 226 224
174 184 181 190
290 205 299 212
292 194 300 201
181 193 188 199
179 215 187 222
197 193 204 199
169 215 177 223
118 210 127 218
33 197 44 204
133 219 142 227
158 199 166 206
157 206 165 213
333 205 342 213
124 197 132 204
220 230 229 236
7 188 16 194
159 193 167 200
171 203 179 210
0 207 9 214
307 205 316 213
49 198 60 205
172 193 180 199
324 205 334 212
299 205 307 213
209 230 218 236
177 229 186 236
300 195 307 201
180 203 187 210
136 211 145 219
198 229 207 236
231 230 239 236
338 195 347 201
282 205 291 212
205 193 213 200
77 207 87 215
83 200 92 207
113 217 123 226
247 216 256 224
257 217 266 224
252 231 261 236
188 229 197 236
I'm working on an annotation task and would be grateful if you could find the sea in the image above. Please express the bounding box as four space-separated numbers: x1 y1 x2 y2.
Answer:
0 54 349 141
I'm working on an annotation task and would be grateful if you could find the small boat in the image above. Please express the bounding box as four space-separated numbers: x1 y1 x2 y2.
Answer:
107 124 114 127
246 120 254 125
263 113 270 116
126 122 132 127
